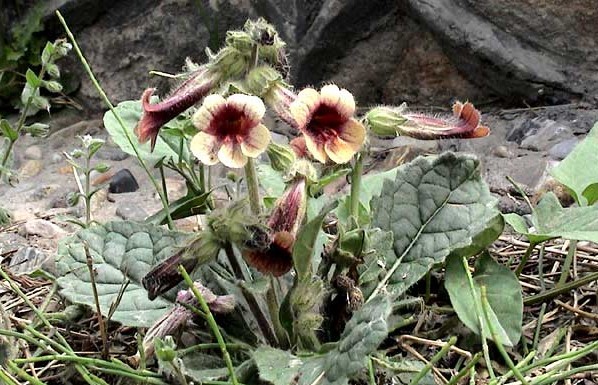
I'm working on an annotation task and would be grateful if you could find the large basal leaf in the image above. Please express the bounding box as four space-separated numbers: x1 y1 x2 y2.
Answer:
504 192 598 244
55 221 191 327
298 294 392 385
357 229 395 299
550 122 598 206
103 100 183 165
445 253 523 346
254 346 304 385
371 152 501 298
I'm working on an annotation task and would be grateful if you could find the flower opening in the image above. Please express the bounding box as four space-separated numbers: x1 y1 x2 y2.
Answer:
190 93 271 168
289 85 366 164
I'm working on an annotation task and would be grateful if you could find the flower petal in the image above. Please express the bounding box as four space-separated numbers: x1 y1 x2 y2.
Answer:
218 140 247 168
338 118 366 151
290 88 320 128
241 123 271 158
325 136 359 164
320 84 341 107
192 94 226 132
227 93 266 125
303 133 328 163
337 88 356 118
190 132 220 165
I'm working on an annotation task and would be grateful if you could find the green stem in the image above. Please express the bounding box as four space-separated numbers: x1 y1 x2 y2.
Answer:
408 336 456 385
350 152 363 222
6 361 46 385
557 240 576 286
367 357 376 385
0 368 20 385
266 274 289 348
524 271 598 305
85 153 91 225
515 242 536 277
533 363 598 385
179 265 239 385
480 286 529 385
244 157 261 215
445 353 482 385
56 10 174 229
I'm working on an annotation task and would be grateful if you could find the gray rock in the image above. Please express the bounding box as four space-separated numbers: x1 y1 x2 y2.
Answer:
96 147 130 161
9 247 50 276
520 119 574 152
21 219 67 239
116 203 148 221
24 145 43 160
109 169 139 193
548 138 579 160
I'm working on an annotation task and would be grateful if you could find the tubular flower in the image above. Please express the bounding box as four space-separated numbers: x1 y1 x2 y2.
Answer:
243 178 307 276
289 84 366 164
190 93 271 168
136 66 219 150
366 101 490 139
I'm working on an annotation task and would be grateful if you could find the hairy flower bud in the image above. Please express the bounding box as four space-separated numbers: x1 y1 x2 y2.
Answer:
266 142 296 173
365 105 408 137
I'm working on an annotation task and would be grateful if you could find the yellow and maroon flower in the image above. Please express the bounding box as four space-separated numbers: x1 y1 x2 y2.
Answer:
366 100 490 139
243 178 307 276
190 93 271 168
135 66 219 150
289 85 366 164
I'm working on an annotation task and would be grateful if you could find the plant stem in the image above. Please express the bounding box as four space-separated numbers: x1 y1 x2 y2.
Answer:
266 274 289 348
0 368 20 385
84 242 109 359
367 357 376 385
244 158 261 215
56 10 174 229
480 286 529 385
408 336 456 385
6 361 45 385
178 266 239 385
84 153 92 225
524 271 598 305
515 242 536 277
557 240 576 286
350 152 363 222
445 353 482 385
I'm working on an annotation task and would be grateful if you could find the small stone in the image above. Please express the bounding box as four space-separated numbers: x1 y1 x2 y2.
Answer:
96 147 130 161
19 159 43 178
51 153 63 163
9 247 50 275
91 188 109 213
30 185 59 201
548 138 579 160
497 195 531 215
21 219 66 239
493 145 512 158
109 169 139 193
165 177 186 199
24 145 43 160
116 203 148 221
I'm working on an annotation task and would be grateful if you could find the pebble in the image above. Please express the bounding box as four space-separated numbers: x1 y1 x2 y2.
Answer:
96 147 130 161
51 153 63 163
109 169 139 193
116 203 148 221
30 185 59 201
548 138 578 160
19 159 43 178
9 247 50 275
21 219 67 239
24 145 43 160
493 145 512 158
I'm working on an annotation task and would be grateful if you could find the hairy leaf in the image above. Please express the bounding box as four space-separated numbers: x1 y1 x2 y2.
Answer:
550 122 598 206
55 221 191 327
445 253 523 346
504 192 598 243
371 153 501 298
357 229 395 299
254 346 303 385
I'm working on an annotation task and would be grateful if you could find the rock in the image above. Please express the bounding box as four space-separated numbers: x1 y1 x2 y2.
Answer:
0 233 26 258
497 195 531 216
520 119 574 152
30 185 59 201
18 159 43 178
24 145 43 160
21 219 67 239
493 145 513 159
109 169 139 193
165 177 186 199
548 138 579 160
9 247 50 276
96 147 130 161
116 203 148 221
90 188 109 213
51 153 64 163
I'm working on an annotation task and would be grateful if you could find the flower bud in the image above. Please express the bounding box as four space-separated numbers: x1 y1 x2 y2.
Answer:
286 159 318 183
266 142 296 173
43 80 63 93
24 123 50 138
154 337 177 362
365 105 407 137
245 65 284 97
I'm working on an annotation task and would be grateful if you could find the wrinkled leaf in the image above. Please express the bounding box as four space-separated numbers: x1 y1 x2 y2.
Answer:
445 253 523 346
371 153 500 297
55 221 191 327
293 201 337 281
550 123 598 206
504 192 598 243
103 100 183 165
254 346 303 385
298 294 392 385
357 229 395 298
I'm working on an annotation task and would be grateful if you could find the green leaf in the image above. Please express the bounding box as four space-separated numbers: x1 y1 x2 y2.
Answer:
445 253 523 346
254 346 303 385
298 294 392 385
145 190 211 225
504 192 598 243
309 168 351 196
25 69 40 88
41 41 55 65
103 100 181 165
257 163 286 198
371 153 501 298
55 221 191 327
357 229 395 299
293 200 337 281
0 120 18 141
550 123 598 206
